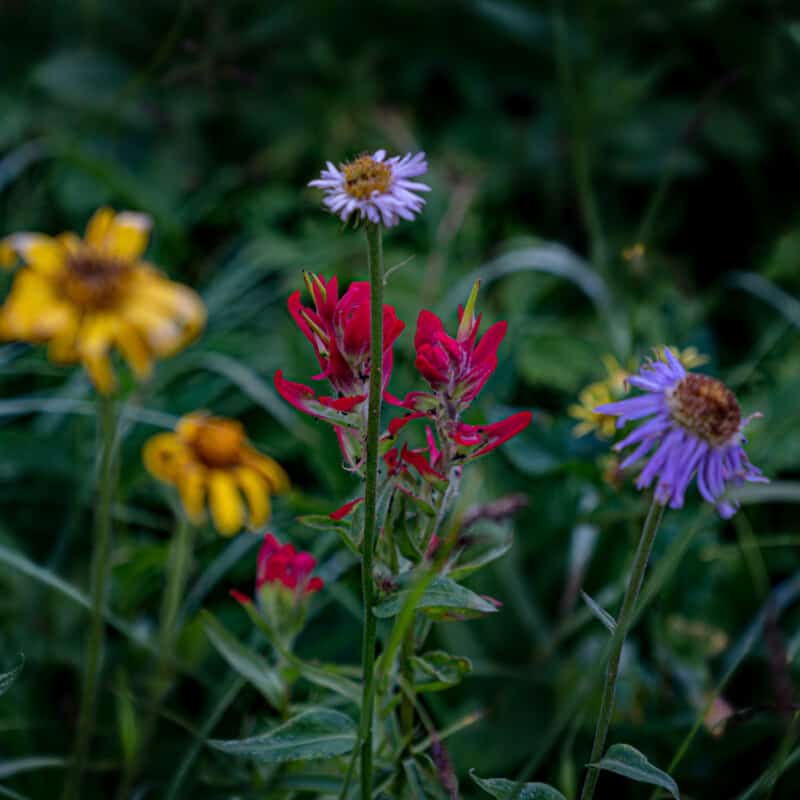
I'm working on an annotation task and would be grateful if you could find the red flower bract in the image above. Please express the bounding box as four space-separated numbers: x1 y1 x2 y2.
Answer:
255 533 323 595
276 273 405 429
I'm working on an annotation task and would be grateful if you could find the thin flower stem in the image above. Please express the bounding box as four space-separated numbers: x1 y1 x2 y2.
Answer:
359 221 384 799
62 394 118 800
579 497 666 800
117 512 196 799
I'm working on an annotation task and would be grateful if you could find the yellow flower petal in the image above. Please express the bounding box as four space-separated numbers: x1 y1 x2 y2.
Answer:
176 411 210 443
235 466 271 529
104 211 152 262
0 239 15 270
77 314 119 395
84 207 115 248
122 302 185 357
208 470 244 537
8 234 67 277
242 447 290 494
142 432 188 482
115 320 153 380
177 464 207 525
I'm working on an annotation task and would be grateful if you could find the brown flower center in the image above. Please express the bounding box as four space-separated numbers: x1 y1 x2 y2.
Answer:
668 374 741 446
189 418 245 468
61 251 131 310
342 155 392 200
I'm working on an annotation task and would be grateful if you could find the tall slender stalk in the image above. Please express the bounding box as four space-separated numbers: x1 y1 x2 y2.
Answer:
117 512 195 800
579 497 665 800
63 395 118 800
359 221 384 799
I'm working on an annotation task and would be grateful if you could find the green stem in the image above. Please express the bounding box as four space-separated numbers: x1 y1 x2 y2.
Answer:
62 395 118 800
117 512 195 800
359 222 384 799
579 497 665 800
400 626 415 740
157 513 195 693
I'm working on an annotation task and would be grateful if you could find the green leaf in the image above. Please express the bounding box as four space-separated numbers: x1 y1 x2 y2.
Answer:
373 576 500 621
297 514 358 555
448 525 514 580
590 744 680 800
470 769 567 799
404 757 439 799
580 590 617 634
209 708 356 763
0 655 23 697
202 611 284 709
0 756 65 780
291 657 362 704
412 650 472 692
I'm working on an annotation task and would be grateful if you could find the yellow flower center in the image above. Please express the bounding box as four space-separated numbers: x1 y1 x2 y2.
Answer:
668 374 741 447
188 418 246 468
342 155 392 200
61 251 131 310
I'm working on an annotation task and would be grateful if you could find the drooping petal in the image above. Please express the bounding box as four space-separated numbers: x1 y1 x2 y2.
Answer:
208 470 244 536
235 466 271 529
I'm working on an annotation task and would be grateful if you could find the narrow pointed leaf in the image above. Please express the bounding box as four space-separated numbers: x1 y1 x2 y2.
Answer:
209 708 356 763
291 656 362 704
373 576 499 621
580 590 617 634
412 651 472 692
0 656 24 697
470 769 567 799
202 611 284 709
589 744 680 800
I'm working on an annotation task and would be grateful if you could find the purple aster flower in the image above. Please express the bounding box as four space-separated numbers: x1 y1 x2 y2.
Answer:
595 348 767 518
308 150 430 227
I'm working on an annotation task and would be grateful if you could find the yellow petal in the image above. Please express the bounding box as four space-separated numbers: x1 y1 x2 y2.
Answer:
0 270 70 341
122 302 185 357
84 207 115 248
115 320 153 381
46 308 80 362
242 447 290 494
142 432 187 482
0 239 15 270
208 470 244 537
104 211 152 262
235 466 271 529
77 314 119 395
177 464 207 525
8 234 67 277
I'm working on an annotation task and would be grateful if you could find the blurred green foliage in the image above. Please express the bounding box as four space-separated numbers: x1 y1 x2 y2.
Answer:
1 0 800 797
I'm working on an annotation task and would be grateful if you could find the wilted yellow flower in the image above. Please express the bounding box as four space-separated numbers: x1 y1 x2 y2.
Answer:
568 355 629 438
143 411 289 536
654 345 709 370
0 208 205 394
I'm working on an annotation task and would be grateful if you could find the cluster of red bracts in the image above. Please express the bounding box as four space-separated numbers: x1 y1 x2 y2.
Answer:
231 533 323 606
275 273 531 478
274 273 404 425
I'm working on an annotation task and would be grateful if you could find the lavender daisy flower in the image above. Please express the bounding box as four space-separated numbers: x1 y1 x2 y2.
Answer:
308 150 430 227
595 348 767 518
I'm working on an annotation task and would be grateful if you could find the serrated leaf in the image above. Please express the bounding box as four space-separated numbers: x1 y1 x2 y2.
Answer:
202 611 284 709
590 744 679 800
0 655 23 697
209 708 356 763
412 650 472 692
470 769 567 799
580 590 617 634
373 576 500 621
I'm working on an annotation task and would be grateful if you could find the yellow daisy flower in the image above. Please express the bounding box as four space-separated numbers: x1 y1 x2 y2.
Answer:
568 355 630 438
143 411 290 537
0 208 205 394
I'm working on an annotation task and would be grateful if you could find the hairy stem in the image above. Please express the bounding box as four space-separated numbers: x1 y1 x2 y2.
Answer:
579 497 665 800
62 395 118 800
359 221 384 799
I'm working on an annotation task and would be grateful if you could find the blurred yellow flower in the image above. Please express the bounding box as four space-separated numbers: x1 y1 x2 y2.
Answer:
0 208 205 394
143 411 290 536
654 344 709 370
0 239 16 269
568 355 629 438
